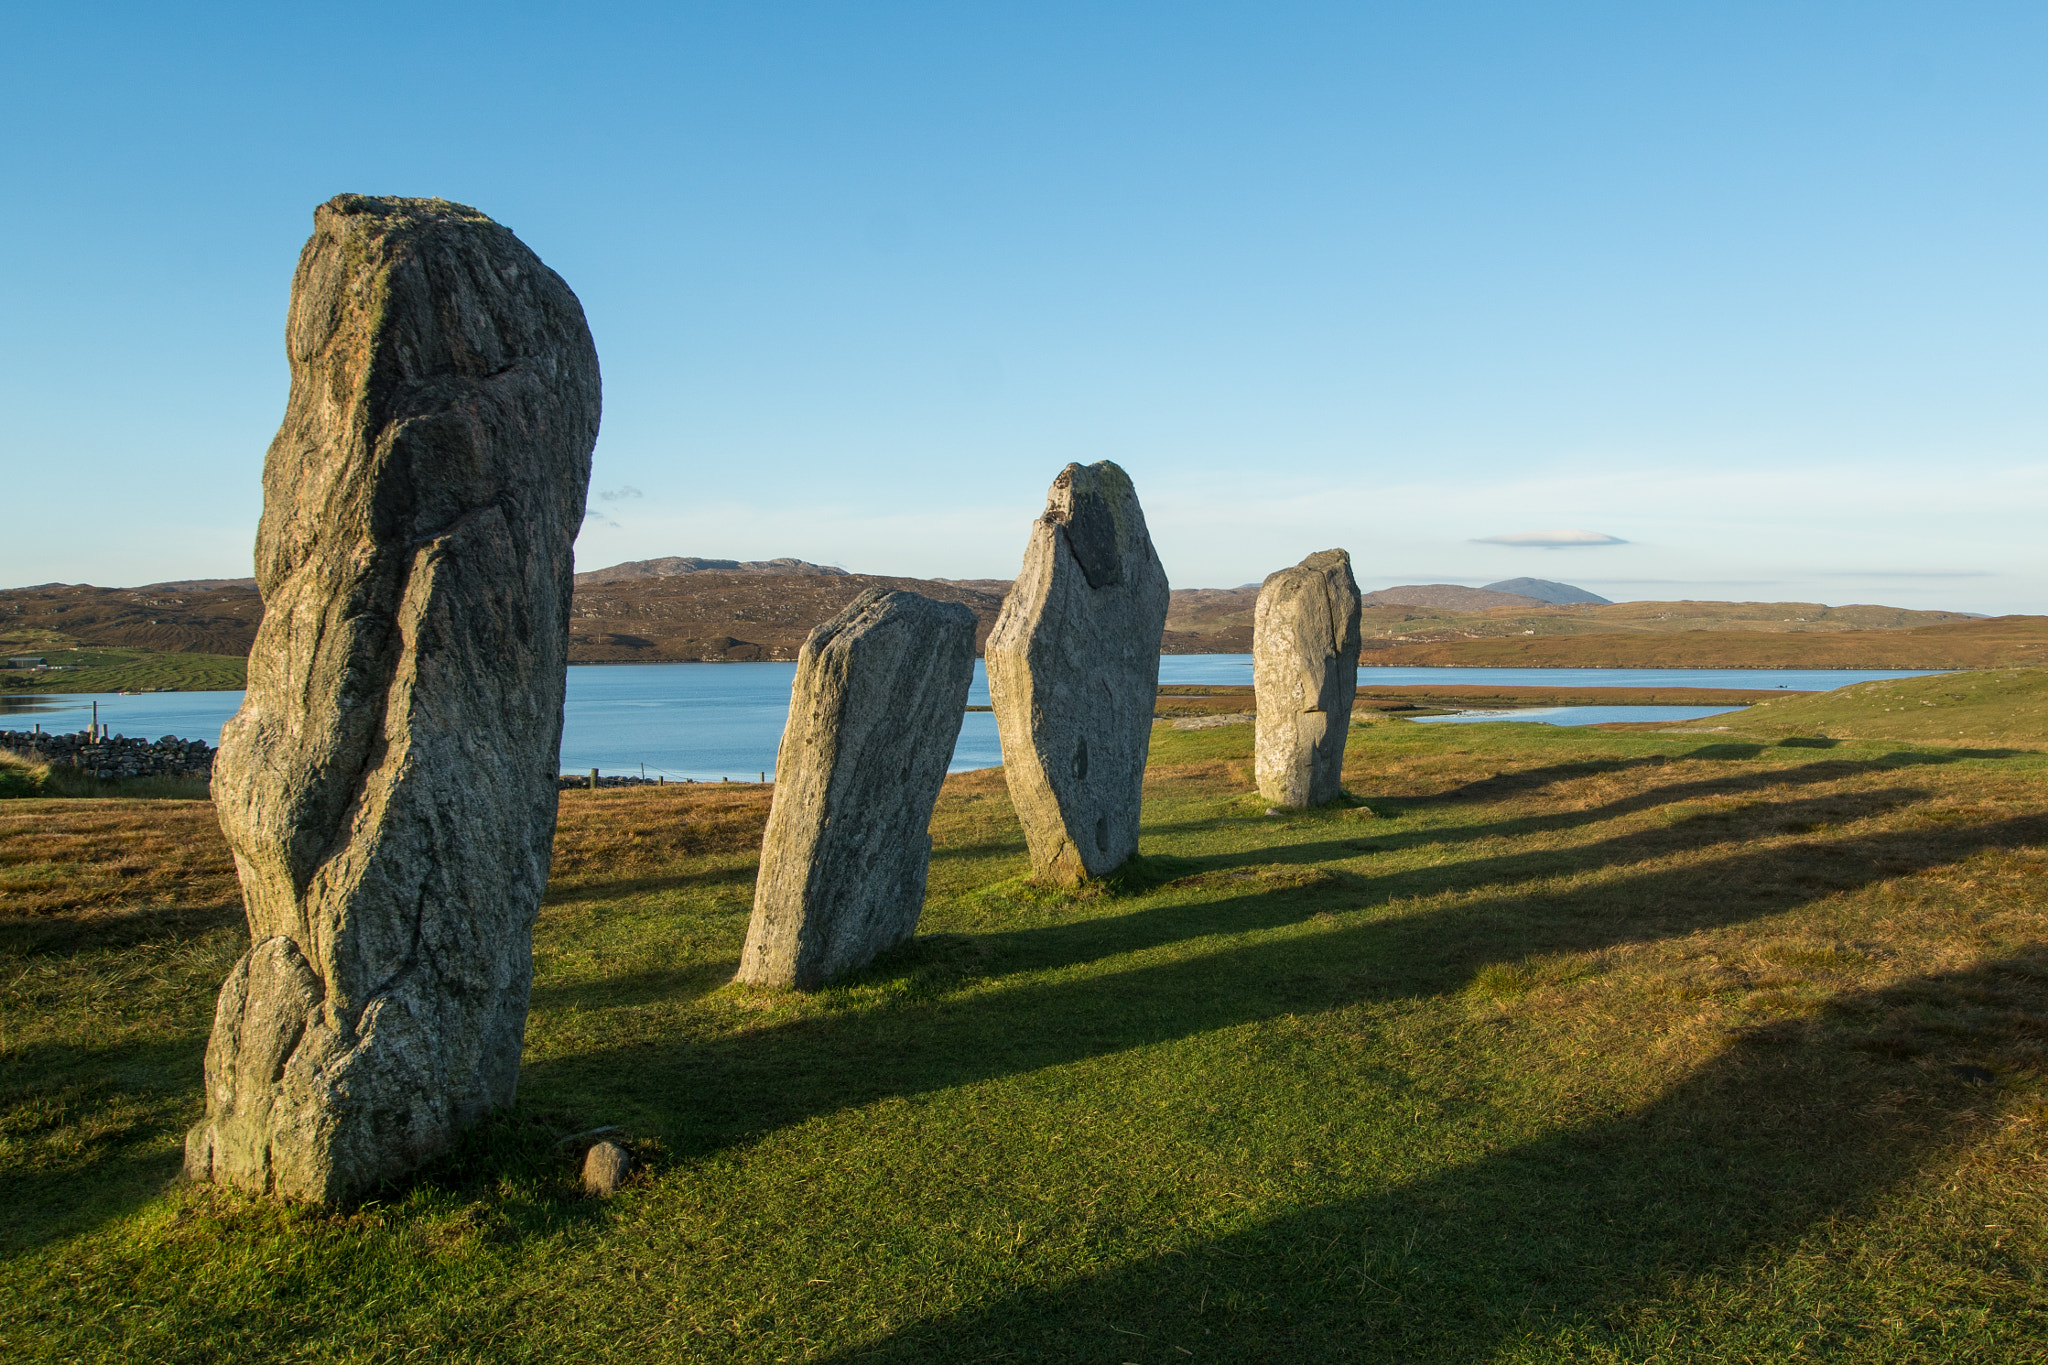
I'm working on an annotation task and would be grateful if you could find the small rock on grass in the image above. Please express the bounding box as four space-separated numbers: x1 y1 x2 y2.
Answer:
582 1141 631 1196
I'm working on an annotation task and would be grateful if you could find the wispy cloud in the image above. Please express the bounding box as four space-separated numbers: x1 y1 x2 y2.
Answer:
597 486 643 502
1472 529 1628 548
1811 570 1994 579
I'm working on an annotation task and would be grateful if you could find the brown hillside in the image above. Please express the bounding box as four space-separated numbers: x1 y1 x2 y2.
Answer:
568 572 1013 660
0 572 2017 668
1357 616 2048 670
573 556 848 586
1360 583 1546 610
0 582 265 656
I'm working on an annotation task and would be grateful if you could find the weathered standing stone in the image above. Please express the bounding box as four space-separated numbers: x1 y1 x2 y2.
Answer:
184 195 600 1203
986 462 1170 883
1253 549 1363 808
737 589 977 989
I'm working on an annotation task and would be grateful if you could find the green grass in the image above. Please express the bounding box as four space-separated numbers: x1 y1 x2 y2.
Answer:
1715 667 2048 749
0 650 247 695
5 719 2048 1361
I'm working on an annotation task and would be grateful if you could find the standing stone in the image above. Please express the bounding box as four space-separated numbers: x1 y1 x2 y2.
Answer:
737 589 977 989
184 196 599 1203
986 462 1170 884
1254 549 1362 808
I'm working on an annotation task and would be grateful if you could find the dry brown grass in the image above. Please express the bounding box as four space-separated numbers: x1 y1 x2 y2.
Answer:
0 783 780 922
547 784 773 884
0 799 238 919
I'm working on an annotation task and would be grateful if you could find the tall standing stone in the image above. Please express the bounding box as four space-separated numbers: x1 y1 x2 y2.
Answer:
738 589 977 988
1253 549 1362 808
986 462 1170 883
185 196 600 1203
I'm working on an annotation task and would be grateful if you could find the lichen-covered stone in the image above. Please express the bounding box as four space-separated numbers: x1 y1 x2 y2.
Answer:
986 462 1170 883
184 195 599 1203
1253 549 1362 807
737 589 977 989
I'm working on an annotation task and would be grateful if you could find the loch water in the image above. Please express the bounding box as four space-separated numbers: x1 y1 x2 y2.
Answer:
0 658 1943 782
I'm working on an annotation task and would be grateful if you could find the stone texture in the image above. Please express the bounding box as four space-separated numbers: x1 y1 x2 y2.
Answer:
985 462 1170 883
184 195 600 1203
581 1141 631 1196
1254 549 1362 808
737 589 977 989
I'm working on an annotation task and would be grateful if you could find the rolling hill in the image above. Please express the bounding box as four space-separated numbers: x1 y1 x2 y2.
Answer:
0 561 2026 678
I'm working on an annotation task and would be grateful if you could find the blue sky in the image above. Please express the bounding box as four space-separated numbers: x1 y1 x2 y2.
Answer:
3 2 2042 610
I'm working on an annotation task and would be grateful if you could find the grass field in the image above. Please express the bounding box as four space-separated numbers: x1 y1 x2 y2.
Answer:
5 694 2048 1360
0 649 247 695
1358 615 2048 670
1711 670 2048 750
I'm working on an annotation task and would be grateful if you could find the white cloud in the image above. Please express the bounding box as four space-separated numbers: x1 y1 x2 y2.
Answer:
1472 529 1628 547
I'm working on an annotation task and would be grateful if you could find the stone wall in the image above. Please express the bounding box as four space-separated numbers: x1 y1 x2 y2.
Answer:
0 729 216 780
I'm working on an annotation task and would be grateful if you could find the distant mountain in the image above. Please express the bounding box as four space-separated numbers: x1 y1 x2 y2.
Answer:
573 556 849 586
1361 584 1548 611
1481 577 1610 605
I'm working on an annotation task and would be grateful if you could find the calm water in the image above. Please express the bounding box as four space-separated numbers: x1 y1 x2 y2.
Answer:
1414 705 1745 727
0 659 1941 779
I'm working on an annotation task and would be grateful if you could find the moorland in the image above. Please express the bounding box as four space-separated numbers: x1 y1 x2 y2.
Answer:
4 670 2047 1360
3 562 2040 693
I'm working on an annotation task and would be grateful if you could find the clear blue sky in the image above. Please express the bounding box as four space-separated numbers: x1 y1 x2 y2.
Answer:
3 2 2042 611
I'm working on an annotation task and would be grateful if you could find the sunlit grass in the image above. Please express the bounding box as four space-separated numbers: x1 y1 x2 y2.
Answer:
4 718 2048 1360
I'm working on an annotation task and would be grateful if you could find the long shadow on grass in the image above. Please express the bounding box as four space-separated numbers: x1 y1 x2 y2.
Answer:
976 785 1942 980
812 951 2047 1363
542 862 758 906
1363 743 2021 812
0 902 243 960
1141 748 2013 879
0 906 243 1250
517 813 2048 1165
1136 748 2010 854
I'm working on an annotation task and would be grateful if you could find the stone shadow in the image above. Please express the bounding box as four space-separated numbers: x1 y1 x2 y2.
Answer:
516 813 2048 1168
806 950 2043 1362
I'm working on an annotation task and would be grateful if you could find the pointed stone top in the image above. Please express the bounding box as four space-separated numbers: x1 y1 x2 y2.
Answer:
1039 461 1148 592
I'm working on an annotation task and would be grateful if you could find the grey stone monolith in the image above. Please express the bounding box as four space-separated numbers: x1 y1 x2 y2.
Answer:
985 461 1170 884
184 195 599 1203
1254 549 1363 807
737 589 977 989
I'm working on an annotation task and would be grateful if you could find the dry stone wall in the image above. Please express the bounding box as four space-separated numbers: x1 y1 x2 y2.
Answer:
0 730 215 779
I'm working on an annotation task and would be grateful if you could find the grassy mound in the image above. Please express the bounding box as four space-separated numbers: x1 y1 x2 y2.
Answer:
5 720 2048 1359
1722 669 2048 748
